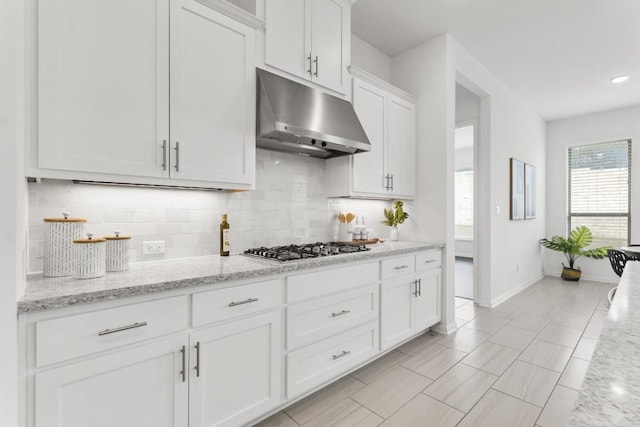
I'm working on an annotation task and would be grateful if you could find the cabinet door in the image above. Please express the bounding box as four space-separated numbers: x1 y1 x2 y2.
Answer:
264 0 307 79
387 96 416 198
414 269 441 331
170 0 255 185
38 0 169 178
351 79 386 195
309 0 346 93
35 335 188 427
189 310 282 427
380 275 415 350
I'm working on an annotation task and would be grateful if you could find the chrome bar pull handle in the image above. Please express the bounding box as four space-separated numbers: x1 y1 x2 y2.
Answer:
174 141 180 172
313 55 319 77
425 259 436 264
394 265 409 270
194 342 200 377
332 350 351 360
307 53 313 76
384 174 390 190
229 297 258 307
179 345 186 382
161 140 167 171
331 309 350 318
412 279 419 297
390 174 394 191
418 278 422 296
98 321 147 336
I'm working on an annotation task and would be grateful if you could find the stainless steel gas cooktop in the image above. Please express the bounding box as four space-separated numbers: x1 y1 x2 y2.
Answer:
243 242 371 262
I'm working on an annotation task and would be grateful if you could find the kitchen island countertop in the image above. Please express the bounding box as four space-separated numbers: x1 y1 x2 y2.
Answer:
19 241 443 313
569 261 640 425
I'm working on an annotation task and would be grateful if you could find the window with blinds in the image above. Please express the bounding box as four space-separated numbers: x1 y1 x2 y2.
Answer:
455 170 474 240
568 139 631 247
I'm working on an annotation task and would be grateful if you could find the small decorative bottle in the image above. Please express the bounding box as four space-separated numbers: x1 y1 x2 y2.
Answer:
220 214 230 256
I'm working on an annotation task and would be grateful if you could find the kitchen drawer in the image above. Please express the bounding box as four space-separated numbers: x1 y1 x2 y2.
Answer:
287 284 378 350
381 255 415 280
415 249 442 271
286 321 379 398
192 279 282 327
287 262 378 303
36 296 188 367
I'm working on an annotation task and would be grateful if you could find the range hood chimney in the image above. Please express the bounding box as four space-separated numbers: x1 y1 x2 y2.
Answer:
256 69 371 159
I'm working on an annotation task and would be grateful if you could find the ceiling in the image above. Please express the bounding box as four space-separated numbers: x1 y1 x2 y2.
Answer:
351 0 640 121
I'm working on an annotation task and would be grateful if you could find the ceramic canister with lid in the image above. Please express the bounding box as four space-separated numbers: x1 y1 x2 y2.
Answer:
73 233 107 279
104 231 131 272
43 212 87 277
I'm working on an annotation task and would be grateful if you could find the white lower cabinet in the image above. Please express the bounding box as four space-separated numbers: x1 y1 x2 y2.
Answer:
189 310 282 427
35 334 189 427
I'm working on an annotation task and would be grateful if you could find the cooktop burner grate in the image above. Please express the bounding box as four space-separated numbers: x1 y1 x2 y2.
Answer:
243 242 371 262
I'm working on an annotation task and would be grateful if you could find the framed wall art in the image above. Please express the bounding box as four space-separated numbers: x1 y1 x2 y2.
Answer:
525 163 536 219
510 158 525 220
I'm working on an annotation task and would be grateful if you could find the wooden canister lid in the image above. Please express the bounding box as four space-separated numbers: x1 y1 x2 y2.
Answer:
74 233 106 244
43 211 87 223
104 231 131 240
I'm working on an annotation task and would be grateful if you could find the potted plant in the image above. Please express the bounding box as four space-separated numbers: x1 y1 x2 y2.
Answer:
381 201 409 241
539 225 610 281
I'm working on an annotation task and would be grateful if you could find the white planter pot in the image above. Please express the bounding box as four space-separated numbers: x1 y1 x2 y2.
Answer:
390 226 399 241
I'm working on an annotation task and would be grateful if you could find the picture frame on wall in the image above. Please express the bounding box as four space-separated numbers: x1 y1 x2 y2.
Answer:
525 163 536 219
510 158 525 220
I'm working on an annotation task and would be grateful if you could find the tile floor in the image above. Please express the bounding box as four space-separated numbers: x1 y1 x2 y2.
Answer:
254 276 613 427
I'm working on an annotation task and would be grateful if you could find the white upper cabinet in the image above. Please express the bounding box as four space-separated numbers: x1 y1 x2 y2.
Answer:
170 0 255 185
264 0 350 95
326 68 417 199
34 0 257 189
37 0 170 179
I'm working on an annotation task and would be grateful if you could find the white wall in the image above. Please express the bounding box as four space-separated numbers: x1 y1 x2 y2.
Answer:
391 34 547 315
546 105 640 283
0 0 25 424
351 34 392 83
456 83 480 124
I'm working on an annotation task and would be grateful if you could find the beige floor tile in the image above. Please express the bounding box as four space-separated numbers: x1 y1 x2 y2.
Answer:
523 301 559 317
509 312 548 333
285 376 365 424
423 363 498 412
254 411 299 427
457 389 541 427
351 366 432 419
572 337 598 361
301 399 383 427
558 357 590 390
395 331 444 356
380 394 464 427
583 310 608 339
402 346 467 380
465 314 510 334
549 311 591 330
488 325 537 351
456 317 470 328
438 325 491 352
537 324 582 348
518 339 572 372
456 297 472 308
456 303 490 321
351 350 409 384
493 360 561 407
536 385 580 427
461 341 520 376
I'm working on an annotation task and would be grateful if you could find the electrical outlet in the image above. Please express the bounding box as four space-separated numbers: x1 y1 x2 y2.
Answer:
143 240 165 255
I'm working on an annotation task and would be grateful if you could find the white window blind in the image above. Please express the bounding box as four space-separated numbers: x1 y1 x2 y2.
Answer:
455 170 473 240
568 139 631 247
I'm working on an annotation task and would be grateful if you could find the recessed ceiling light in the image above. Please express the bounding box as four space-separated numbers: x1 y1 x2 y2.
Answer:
610 75 629 84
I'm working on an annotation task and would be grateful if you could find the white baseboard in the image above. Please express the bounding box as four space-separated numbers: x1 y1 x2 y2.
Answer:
489 274 544 308
432 320 458 335
545 271 617 284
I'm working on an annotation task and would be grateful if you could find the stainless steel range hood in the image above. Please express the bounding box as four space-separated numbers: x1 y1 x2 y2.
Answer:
256 69 371 159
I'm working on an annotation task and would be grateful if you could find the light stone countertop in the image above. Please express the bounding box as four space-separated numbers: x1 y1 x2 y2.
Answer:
569 261 640 426
19 241 443 313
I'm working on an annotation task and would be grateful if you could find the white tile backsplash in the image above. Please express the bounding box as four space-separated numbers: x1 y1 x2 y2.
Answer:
27 149 399 273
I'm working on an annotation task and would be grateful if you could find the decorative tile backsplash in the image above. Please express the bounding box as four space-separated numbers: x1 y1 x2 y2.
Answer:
27 149 394 273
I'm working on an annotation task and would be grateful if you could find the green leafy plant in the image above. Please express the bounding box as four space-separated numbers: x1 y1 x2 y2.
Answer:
381 201 409 227
539 226 610 270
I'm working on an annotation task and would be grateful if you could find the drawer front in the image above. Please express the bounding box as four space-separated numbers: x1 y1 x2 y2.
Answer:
36 295 188 367
287 262 378 303
192 279 282 327
286 321 379 398
381 255 415 280
287 284 379 350
415 249 442 271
